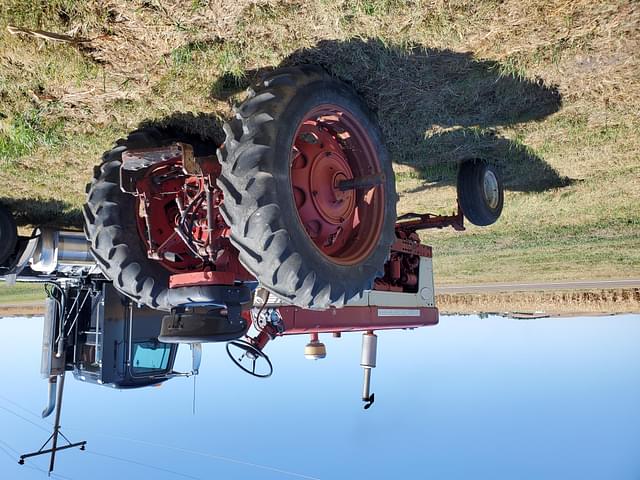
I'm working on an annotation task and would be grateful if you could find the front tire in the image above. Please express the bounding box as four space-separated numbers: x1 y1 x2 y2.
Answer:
217 66 397 308
457 159 504 226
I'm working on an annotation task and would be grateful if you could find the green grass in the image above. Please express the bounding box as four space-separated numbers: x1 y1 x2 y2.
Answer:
343 0 403 16
0 108 64 163
0 0 638 285
0 282 45 304
429 219 640 284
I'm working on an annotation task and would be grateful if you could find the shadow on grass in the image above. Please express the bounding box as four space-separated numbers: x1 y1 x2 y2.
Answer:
0 197 82 228
212 38 572 192
0 113 226 229
137 111 226 152
2 40 571 229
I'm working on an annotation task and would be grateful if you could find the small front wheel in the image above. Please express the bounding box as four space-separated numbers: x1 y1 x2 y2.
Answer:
457 160 503 226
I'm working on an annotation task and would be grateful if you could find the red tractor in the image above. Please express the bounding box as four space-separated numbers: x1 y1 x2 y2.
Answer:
83 66 503 400
2 66 503 408
1 65 504 474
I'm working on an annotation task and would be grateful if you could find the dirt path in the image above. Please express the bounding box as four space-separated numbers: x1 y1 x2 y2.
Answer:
438 288 640 315
0 302 45 316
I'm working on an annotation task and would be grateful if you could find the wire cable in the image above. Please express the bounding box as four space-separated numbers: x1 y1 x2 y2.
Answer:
0 405 50 433
84 450 202 480
25 462 75 480
0 407 198 480
0 395 321 480
74 431 321 480
0 402 76 479
0 437 19 455
0 442 19 467
0 393 45 421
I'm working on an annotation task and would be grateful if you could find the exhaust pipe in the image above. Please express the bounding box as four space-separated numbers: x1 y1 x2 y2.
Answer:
42 376 57 418
30 228 93 274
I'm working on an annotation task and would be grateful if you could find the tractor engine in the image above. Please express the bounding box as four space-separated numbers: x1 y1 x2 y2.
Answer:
82 66 503 350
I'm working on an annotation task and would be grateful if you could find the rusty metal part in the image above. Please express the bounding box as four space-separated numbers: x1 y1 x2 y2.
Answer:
373 231 431 293
182 154 220 177
395 202 465 234
337 172 385 191
290 105 386 265
120 143 253 283
390 238 432 258
121 143 193 193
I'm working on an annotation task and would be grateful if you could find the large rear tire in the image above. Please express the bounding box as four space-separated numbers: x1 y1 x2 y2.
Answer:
217 66 397 308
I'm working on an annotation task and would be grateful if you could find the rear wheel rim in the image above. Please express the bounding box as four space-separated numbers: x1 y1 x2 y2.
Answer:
289 104 386 266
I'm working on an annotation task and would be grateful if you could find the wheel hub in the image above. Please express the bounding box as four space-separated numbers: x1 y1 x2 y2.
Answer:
289 105 386 265
309 151 355 225
483 169 499 210
291 122 358 251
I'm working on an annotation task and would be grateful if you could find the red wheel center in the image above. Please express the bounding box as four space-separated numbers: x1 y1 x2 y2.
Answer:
291 121 359 252
290 106 385 265
309 151 355 224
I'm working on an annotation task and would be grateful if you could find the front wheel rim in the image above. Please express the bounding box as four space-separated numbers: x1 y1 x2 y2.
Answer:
482 168 500 210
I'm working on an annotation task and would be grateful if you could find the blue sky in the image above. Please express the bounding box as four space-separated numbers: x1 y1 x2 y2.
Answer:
1 313 639 480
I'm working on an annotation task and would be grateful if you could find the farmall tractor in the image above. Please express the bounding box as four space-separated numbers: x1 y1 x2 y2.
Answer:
0 67 503 466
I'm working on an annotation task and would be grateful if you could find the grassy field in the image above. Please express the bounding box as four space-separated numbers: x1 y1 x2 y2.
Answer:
0 0 638 284
0 282 45 304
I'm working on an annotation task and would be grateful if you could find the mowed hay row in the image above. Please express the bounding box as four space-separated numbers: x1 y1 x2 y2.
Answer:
437 289 640 315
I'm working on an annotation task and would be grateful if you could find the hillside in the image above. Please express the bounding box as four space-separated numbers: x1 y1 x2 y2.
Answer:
0 0 638 284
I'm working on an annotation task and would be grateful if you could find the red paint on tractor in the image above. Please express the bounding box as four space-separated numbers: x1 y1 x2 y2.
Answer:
169 270 236 288
276 306 438 334
290 106 386 265
394 202 465 233
121 143 255 285
120 136 464 298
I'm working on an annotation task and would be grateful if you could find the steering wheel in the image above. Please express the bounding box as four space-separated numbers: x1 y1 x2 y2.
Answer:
225 339 273 378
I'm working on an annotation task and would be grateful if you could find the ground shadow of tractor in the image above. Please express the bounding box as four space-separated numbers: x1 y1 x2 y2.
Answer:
0 197 82 228
213 38 572 193
138 111 226 149
1 113 225 230
9 40 570 229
